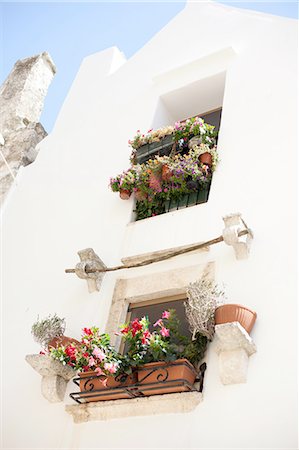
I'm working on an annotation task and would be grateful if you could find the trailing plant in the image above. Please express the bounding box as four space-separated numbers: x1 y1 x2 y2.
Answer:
185 279 226 340
50 327 129 377
31 313 66 349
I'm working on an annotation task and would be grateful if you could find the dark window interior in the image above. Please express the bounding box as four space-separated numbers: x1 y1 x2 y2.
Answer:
200 108 222 133
128 299 191 337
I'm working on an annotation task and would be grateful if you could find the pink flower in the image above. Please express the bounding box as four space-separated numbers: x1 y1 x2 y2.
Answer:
141 330 151 345
162 310 170 319
95 367 104 376
88 356 95 367
104 362 118 374
153 319 163 327
92 347 106 361
160 327 170 337
101 377 108 387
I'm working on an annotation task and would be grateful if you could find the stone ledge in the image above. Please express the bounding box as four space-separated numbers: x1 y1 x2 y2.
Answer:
65 391 203 423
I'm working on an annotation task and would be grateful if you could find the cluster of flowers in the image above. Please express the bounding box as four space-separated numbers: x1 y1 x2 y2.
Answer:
173 116 216 146
128 116 217 152
50 327 124 379
128 125 174 150
109 143 217 202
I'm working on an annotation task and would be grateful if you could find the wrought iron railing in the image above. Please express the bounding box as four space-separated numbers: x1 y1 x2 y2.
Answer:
70 362 207 404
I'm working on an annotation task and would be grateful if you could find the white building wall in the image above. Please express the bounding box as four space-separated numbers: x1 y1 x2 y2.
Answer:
2 2 297 449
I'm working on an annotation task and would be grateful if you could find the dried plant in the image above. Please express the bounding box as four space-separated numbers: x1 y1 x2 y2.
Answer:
31 313 66 349
185 279 225 340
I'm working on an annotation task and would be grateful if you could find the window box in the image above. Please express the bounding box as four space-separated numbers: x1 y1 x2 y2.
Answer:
136 134 174 164
70 361 206 404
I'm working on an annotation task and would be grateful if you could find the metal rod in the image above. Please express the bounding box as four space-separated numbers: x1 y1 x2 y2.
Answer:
65 228 250 274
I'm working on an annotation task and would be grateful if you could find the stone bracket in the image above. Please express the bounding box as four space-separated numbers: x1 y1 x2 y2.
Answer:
65 391 203 423
74 248 106 293
26 354 75 403
214 322 256 385
222 213 253 260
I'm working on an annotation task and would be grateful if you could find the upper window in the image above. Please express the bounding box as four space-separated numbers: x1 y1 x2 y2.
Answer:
109 109 222 220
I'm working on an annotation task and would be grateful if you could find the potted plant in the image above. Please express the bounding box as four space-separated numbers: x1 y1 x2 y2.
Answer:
31 313 79 350
50 327 136 402
119 310 207 396
185 279 226 341
185 279 257 336
109 146 217 220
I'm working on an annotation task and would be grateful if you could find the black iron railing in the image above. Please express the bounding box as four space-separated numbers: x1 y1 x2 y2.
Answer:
70 362 207 404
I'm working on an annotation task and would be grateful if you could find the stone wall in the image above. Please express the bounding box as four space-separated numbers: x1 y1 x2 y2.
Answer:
0 52 56 205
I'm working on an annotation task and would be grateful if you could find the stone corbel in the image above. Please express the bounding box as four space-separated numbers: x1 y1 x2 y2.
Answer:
74 248 106 293
222 213 253 260
214 322 257 385
26 354 75 403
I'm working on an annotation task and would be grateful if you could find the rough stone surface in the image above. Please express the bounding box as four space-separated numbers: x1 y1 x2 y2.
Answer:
0 52 56 205
41 375 68 403
25 354 76 380
214 322 257 356
66 391 203 423
222 213 253 260
26 354 76 403
75 248 107 293
0 52 56 133
214 323 257 385
219 348 249 384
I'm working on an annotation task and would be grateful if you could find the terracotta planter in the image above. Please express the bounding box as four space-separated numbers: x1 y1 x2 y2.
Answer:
161 164 173 181
79 371 137 402
48 335 80 351
215 304 257 334
137 359 196 396
134 189 147 201
199 152 212 166
119 189 131 200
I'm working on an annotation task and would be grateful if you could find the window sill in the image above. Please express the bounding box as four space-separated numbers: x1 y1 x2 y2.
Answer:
65 391 203 423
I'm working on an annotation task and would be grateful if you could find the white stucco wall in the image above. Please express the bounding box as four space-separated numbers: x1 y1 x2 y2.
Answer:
2 2 297 449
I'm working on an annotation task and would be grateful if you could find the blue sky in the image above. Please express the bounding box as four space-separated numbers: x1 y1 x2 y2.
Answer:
1 1 298 132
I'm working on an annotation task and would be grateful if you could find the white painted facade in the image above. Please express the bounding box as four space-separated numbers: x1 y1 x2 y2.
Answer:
2 2 297 449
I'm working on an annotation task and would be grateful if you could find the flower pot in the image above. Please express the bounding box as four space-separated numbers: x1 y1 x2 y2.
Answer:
161 164 173 181
48 335 80 351
134 189 147 201
137 359 196 396
119 189 131 200
199 152 212 166
215 304 257 334
79 371 138 402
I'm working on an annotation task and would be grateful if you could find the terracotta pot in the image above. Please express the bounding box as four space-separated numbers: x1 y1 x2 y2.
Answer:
137 359 196 396
79 371 137 402
48 335 80 351
215 304 257 334
134 189 147 201
161 164 173 181
199 152 212 166
119 189 131 200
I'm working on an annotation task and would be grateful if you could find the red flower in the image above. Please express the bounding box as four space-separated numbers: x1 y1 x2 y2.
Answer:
120 326 130 335
131 318 143 337
65 345 77 358
83 352 89 358
83 365 90 372
83 328 92 336
141 330 151 345
39 351 46 355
